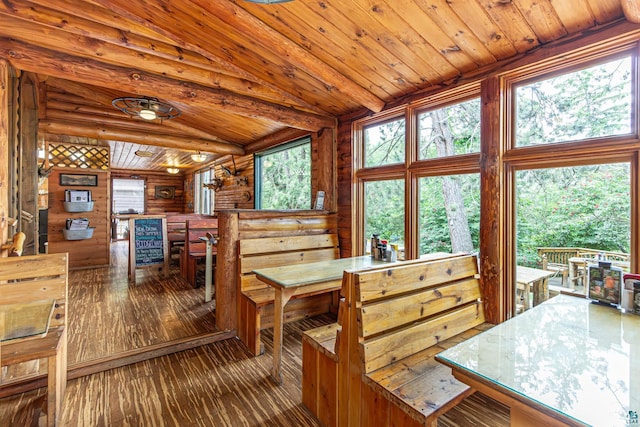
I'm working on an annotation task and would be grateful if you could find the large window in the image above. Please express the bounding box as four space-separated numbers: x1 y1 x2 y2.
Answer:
515 56 632 147
364 118 405 167
354 41 639 320
418 98 481 159
255 138 311 209
507 52 636 315
418 173 480 256
363 179 405 256
355 92 481 260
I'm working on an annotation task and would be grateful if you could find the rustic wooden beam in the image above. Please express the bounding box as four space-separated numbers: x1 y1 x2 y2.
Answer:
244 128 313 154
89 0 386 113
0 38 336 131
45 78 239 144
7 0 323 113
622 0 640 23
39 120 245 156
0 11 323 114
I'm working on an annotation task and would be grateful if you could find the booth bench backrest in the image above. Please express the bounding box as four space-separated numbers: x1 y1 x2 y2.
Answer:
238 233 340 293
355 254 485 374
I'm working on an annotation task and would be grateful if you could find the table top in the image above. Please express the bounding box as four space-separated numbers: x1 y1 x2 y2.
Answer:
516 265 555 284
0 299 56 342
253 256 384 289
436 294 640 427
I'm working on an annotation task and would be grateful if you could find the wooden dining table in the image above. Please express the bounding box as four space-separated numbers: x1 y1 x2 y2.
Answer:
516 266 556 310
253 256 383 383
436 294 640 426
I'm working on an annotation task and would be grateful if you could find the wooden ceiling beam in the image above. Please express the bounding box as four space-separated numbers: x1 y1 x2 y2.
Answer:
39 120 245 156
0 38 336 131
245 128 312 154
45 78 237 144
89 0 386 113
11 0 322 113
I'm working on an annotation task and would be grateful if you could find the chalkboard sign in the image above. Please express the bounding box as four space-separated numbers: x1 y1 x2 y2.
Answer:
128 215 169 283
133 218 164 266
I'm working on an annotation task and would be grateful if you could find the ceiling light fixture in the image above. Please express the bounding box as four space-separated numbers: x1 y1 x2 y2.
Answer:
243 0 293 3
135 150 154 158
167 167 180 174
112 97 181 121
191 152 207 162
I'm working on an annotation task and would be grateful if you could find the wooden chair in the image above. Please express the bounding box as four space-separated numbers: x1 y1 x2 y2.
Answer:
0 253 69 427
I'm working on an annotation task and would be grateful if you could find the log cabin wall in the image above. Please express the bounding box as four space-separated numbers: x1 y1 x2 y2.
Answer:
215 209 337 333
0 60 11 256
111 170 185 214
211 154 254 210
48 168 110 269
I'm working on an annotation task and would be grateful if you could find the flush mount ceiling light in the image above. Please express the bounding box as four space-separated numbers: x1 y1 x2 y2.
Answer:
191 152 207 162
167 167 180 174
112 97 181 121
135 150 154 158
243 0 293 3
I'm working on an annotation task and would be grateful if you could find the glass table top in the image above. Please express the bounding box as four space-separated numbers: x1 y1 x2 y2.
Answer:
437 294 640 427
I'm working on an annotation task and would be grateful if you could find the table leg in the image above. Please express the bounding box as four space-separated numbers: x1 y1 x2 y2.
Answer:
272 287 294 384
532 278 549 307
204 241 213 303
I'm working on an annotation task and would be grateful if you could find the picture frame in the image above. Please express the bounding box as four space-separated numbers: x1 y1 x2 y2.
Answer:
60 173 98 187
155 186 175 199
588 262 623 306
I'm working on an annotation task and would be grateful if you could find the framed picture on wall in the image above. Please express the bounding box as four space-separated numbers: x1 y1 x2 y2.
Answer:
60 173 98 187
155 186 175 199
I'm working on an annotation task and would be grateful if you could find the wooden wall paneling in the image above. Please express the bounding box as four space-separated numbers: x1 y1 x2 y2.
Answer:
215 210 338 333
47 168 110 269
18 73 39 255
0 60 9 255
336 118 354 258
312 127 337 213
184 173 194 212
212 154 254 210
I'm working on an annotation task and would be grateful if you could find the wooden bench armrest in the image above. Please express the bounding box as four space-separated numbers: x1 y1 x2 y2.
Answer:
1 326 65 366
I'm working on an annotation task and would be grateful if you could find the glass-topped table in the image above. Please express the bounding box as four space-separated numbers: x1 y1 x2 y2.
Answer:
436 294 640 427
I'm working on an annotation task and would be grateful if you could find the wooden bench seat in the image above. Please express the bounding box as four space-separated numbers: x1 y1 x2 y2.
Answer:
179 217 218 288
302 254 507 427
238 234 339 356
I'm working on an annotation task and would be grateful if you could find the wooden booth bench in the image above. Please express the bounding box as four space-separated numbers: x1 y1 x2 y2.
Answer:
303 254 507 427
164 213 212 263
179 217 218 288
237 233 339 356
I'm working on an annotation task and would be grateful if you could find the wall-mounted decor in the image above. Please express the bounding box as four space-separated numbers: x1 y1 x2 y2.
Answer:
155 186 175 199
59 173 98 187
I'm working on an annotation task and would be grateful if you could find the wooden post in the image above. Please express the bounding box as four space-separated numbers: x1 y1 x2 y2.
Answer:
479 76 506 324
0 59 10 255
215 211 238 332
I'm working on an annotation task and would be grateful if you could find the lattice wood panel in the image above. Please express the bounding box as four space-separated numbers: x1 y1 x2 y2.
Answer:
48 143 109 170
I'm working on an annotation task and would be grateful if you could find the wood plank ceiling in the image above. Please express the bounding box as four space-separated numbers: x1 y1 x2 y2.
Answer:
0 0 632 171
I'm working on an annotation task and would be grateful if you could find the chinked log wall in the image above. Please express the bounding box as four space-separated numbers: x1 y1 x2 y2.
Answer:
214 209 338 336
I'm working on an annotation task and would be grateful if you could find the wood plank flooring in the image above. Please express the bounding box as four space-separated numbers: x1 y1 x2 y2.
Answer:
0 315 508 426
68 241 218 365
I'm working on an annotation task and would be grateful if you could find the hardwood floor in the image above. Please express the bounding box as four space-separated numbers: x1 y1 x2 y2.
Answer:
68 241 218 365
